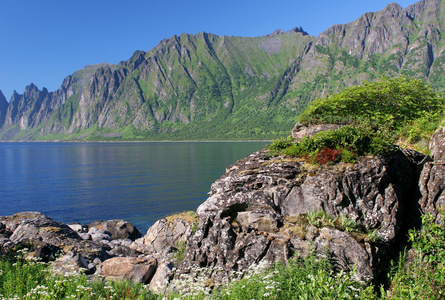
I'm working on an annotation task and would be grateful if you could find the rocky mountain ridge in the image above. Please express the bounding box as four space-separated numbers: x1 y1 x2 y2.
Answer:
2 0 445 141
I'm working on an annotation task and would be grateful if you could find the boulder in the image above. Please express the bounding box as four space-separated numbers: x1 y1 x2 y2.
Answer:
99 256 157 284
51 252 89 275
88 227 112 242
314 228 373 282
6 212 81 244
418 162 445 219
149 262 174 293
237 210 279 232
140 217 194 253
88 219 142 241
0 212 111 263
0 212 60 234
280 150 417 242
291 122 343 140
68 223 87 233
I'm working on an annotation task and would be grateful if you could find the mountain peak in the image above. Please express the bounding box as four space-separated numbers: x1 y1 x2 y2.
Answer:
0 90 8 127
25 83 38 92
290 26 309 36
266 27 309 37
269 29 285 36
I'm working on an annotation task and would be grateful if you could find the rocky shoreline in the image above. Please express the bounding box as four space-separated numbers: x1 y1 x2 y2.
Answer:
1 124 445 294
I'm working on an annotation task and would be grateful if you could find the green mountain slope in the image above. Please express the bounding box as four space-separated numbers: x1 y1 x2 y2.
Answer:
1 0 445 141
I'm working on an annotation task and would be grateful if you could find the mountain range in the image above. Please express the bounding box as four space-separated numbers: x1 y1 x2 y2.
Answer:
1 0 445 141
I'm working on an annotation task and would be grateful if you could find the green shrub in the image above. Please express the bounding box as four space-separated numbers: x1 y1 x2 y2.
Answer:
298 77 445 131
266 135 295 156
341 148 357 163
266 125 396 164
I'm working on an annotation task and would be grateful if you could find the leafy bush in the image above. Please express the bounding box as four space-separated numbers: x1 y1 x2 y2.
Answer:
268 77 445 162
267 125 396 164
298 77 445 131
313 147 342 165
266 135 295 156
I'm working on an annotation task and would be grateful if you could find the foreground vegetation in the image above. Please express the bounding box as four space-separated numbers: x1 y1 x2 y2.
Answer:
1 210 444 299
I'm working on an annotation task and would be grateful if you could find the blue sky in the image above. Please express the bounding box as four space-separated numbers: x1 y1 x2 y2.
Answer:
0 0 419 101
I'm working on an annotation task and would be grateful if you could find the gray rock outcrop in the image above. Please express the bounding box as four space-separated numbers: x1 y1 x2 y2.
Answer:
418 127 445 222
138 217 194 254
176 146 421 284
428 127 445 162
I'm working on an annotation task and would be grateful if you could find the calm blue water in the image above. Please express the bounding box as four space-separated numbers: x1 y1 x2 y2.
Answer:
0 142 266 232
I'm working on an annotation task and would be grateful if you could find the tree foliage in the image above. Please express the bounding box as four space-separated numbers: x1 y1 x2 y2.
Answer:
268 77 445 163
298 77 445 131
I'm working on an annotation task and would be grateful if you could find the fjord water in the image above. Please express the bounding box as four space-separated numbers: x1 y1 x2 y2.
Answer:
0 142 266 232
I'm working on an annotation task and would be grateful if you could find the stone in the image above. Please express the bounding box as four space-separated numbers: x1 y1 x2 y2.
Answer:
68 223 87 233
51 252 89 275
418 162 445 218
88 227 112 242
291 122 343 140
7 213 81 244
99 256 157 284
280 150 417 242
417 127 445 223
79 233 92 240
149 262 173 293
0 212 111 264
237 210 278 232
0 222 5 233
140 218 193 253
88 219 142 241
314 228 373 282
34 244 59 262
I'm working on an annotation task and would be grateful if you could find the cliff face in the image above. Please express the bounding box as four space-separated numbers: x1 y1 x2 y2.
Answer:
1 0 445 141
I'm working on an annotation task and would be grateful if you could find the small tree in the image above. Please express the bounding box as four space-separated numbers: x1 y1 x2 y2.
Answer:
298 77 445 131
